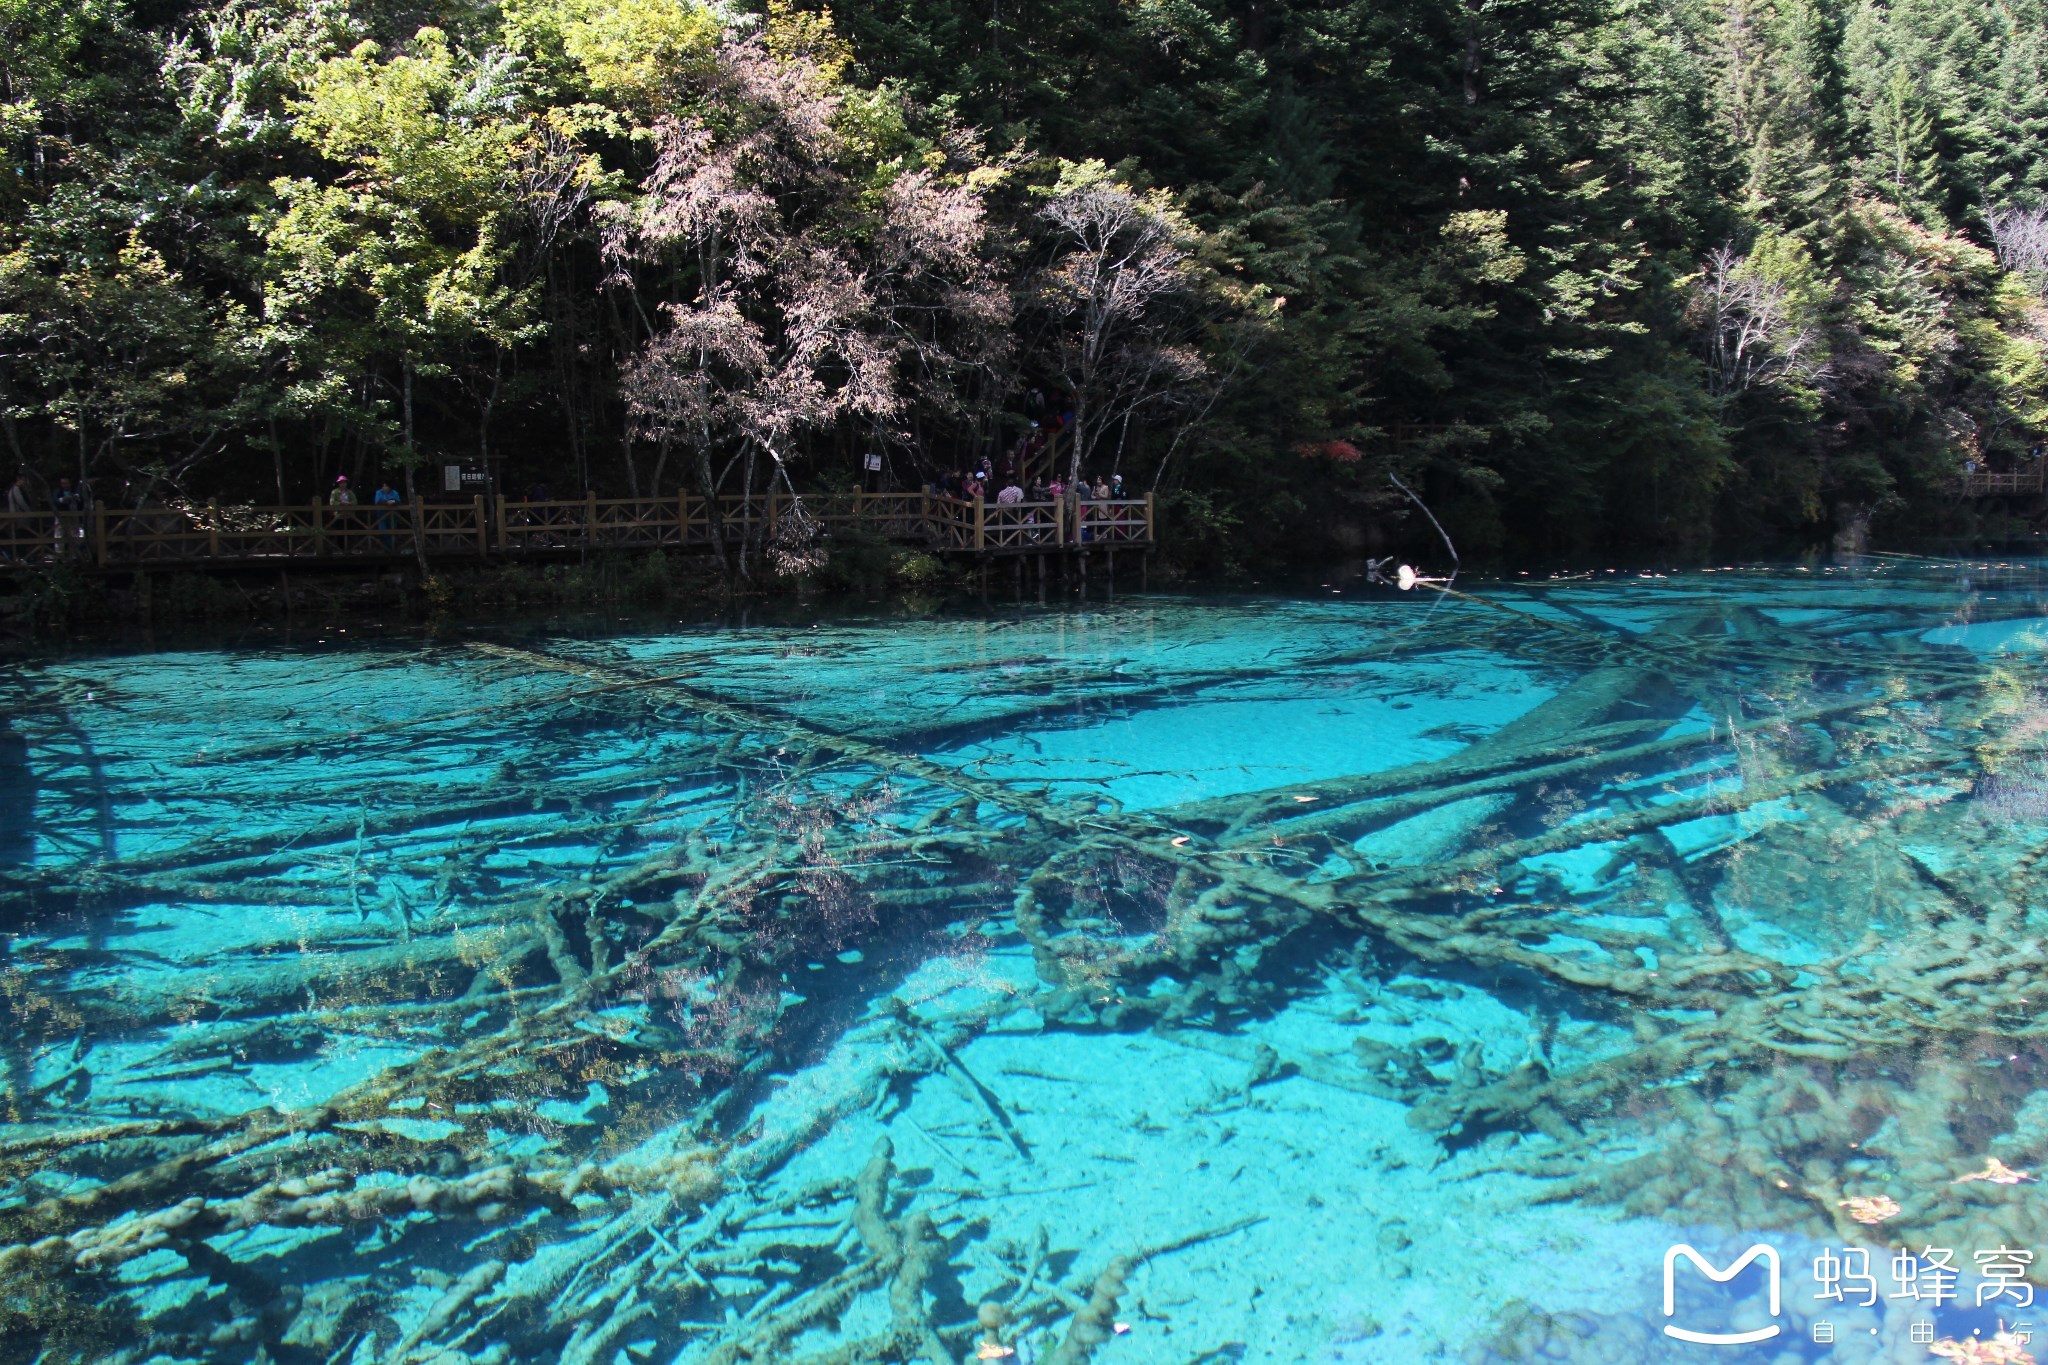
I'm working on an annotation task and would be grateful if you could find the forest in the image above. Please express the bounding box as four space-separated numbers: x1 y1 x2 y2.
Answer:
1 0 2046 562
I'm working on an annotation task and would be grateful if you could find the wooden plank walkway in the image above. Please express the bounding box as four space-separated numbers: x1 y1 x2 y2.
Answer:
0 491 1154 571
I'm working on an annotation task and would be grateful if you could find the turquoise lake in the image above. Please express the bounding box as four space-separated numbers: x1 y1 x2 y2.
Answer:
7 560 2048 1363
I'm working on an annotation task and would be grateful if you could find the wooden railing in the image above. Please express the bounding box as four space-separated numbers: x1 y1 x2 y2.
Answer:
1961 465 2046 496
0 490 1154 570
929 495 1155 552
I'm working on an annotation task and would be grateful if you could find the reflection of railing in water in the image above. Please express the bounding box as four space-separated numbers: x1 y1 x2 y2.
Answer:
0 491 1155 569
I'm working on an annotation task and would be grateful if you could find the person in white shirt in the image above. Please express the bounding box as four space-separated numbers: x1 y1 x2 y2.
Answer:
2 474 30 561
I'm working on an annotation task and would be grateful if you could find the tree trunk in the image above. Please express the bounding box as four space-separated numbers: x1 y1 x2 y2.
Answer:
479 347 504 477
698 446 726 575
268 418 286 504
737 444 756 579
403 361 428 573
1067 393 1086 489
649 437 671 498
1462 0 1483 106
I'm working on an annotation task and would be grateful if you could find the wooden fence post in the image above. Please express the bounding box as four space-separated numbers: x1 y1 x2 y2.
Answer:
207 503 220 559
678 490 689 544
473 494 487 558
1144 493 1155 544
974 496 985 552
586 491 598 546
768 490 780 538
312 499 324 556
495 494 508 551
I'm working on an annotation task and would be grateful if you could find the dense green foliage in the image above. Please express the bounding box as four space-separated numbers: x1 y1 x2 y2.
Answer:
1 0 2044 557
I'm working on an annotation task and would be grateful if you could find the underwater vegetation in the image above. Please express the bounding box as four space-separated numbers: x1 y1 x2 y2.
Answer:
7 567 2048 1361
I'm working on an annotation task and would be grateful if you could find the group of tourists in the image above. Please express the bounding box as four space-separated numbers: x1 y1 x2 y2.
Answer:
325 473 404 514
3 472 89 561
927 465 1132 546
325 474 408 549
920 388 1139 510
932 469 1127 504
1 468 421 562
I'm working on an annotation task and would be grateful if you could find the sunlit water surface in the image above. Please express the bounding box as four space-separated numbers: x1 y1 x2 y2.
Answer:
8 562 2048 1363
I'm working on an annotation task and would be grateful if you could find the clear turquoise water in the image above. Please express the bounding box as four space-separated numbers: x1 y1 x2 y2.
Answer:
7 562 2048 1363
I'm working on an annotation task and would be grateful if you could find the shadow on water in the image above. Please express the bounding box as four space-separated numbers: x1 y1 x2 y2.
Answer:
0 717 30 871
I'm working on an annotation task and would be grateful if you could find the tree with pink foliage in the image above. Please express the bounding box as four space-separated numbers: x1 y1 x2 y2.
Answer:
604 27 1007 574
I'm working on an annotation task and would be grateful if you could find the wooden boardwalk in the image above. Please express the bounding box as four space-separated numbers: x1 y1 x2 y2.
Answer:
0 491 1154 571
1960 465 2046 497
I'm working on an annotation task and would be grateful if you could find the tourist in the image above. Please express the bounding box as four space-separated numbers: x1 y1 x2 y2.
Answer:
373 479 400 549
52 477 83 557
1098 476 1122 534
1109 473 1124 498
1028 477 1047 502
964 472 986 501
997 480 1024 505
329 474 356 507
2 474 29 562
